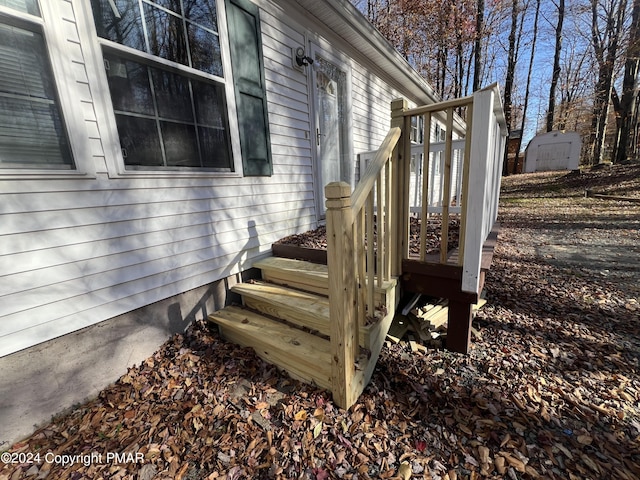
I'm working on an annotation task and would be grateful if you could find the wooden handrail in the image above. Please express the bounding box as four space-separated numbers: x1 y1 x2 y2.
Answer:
325 112 403 408
403 95 473 117
351 126 401 214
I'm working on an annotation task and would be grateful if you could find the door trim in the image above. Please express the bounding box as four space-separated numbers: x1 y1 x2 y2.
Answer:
308 40 354 221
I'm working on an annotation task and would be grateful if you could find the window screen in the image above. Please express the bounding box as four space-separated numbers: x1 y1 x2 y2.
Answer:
0 16 74 169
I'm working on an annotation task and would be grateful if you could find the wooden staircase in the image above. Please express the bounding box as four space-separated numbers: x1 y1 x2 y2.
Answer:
208 256 398 405
209 90 505 408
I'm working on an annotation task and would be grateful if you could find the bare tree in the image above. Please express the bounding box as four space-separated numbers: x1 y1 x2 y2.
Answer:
556 38 591 131
503 0 519 127
355 0 479 100
473 0 485 91
516 0 541 172
502 0 523 175
614 0 640 163
589 0 629 165
547 0 565 132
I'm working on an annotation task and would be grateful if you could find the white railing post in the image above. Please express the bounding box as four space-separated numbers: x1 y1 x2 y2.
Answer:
462 86 505 293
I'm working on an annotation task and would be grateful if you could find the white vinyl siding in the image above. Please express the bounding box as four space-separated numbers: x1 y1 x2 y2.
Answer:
0 0 433 358
0 0 316 357
0 176 316 356
351 70 399 154
260 8 313 180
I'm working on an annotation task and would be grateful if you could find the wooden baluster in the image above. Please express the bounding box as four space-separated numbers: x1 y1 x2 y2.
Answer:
356 208 366 337
376 170 383 289
440 108 454 264
402 114 412 261
420 112 432 262
458 101 473 265
325 182 357 409
366 191 375 316
383 159 391 282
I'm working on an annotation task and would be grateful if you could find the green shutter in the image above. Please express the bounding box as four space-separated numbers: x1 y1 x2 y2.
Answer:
226 0 272 176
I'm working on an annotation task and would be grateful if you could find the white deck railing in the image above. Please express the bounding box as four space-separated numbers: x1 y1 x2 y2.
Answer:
358 140 466 215
355 84 507 293
461 85 506 292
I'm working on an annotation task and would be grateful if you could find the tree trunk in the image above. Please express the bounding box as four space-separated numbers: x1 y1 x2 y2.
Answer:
502 0 519 176
517 0 541 173
615 0 640 163
473 0 485 92
589 0 628 165
547 0 564 132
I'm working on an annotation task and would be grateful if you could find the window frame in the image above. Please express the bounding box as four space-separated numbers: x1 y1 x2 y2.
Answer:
0 1 94 179
82 0 243 178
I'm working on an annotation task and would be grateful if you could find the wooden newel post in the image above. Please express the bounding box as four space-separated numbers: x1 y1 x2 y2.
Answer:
325 181 357 409
390 98 407 129
390 98 408 277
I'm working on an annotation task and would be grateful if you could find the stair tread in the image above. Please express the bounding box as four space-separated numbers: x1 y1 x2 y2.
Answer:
254 256 328 277
207 306 332 390
231 281 330 336
254 256 397 295
254 257 329 296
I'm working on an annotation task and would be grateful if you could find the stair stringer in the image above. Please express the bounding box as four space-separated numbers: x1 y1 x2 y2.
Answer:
348 279 399 403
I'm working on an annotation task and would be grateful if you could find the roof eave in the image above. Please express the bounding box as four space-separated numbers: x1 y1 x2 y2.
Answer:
277 0 440 105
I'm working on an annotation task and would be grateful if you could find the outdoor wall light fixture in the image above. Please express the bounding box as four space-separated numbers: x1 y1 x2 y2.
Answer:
295 47 314 67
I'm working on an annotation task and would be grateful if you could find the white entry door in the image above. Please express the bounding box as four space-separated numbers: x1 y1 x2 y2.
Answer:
311 45 352 217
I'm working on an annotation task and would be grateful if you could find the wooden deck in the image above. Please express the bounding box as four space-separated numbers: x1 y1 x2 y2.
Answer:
401 225 499 353
259 224 499 354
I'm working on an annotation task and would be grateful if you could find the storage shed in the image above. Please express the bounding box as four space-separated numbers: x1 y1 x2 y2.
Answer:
524 131 581 172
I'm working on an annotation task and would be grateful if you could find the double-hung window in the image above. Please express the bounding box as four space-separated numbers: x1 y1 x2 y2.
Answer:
90 0 234 171
0 0 74 169
90 0 272 175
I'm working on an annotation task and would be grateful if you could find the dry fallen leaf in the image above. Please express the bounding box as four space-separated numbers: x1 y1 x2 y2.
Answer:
2 167 639 480
477 445 490 465
313 422 323 439
397 461 411 480
577 434 593 445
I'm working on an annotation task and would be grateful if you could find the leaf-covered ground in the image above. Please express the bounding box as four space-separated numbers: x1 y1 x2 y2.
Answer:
2 165 639 480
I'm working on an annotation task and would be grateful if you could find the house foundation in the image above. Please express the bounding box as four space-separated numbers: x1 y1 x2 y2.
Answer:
0 270 259 449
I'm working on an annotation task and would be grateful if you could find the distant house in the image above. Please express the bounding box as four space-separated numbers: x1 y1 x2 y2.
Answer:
0 0 462 445
506 129 523 174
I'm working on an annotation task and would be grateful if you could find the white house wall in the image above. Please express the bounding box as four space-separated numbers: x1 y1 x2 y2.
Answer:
0 0 433 359
0 0 316 358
